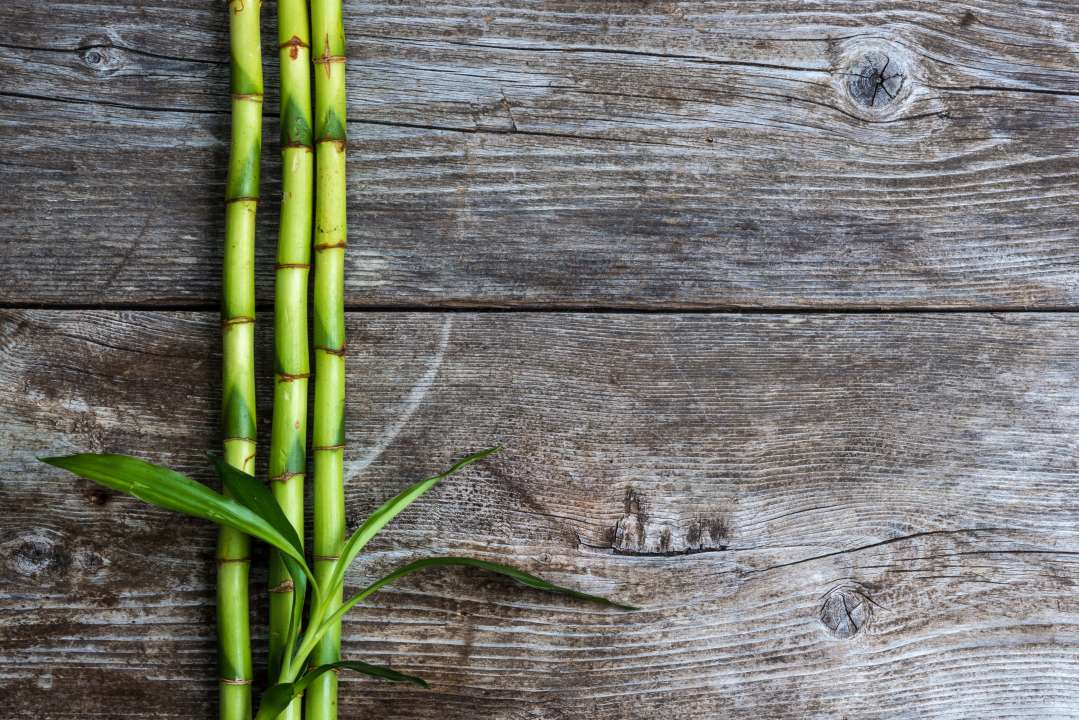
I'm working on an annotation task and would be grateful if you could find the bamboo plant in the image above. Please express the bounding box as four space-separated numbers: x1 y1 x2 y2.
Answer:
41 451 635 718
41 0 636 715
309 0 349 717
268 4 314 720
220 0 263 717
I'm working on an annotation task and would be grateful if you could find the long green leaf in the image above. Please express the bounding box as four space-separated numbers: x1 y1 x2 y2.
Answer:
39 454 314 582
256 660 427 720
210 459 317 674
317 556 636 645
211 455 304 559
322 447 500 605
282 551 309 670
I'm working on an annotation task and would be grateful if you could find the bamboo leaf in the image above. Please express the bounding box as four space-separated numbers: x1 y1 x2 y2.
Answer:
282 552 308 666
254 683 296 720
319 556 636 639
39 454 313 581
211 455 304 558
322 447 500 603
256 661 427 720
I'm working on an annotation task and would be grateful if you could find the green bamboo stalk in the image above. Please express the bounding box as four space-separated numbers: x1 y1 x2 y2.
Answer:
268 1 314 718
307 0 348 717
219 1 263 719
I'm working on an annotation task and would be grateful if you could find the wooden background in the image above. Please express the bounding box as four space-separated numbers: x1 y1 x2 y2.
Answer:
2 0 1078 717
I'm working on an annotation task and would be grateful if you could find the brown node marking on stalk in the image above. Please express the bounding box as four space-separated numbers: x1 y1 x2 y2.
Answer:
217 557 251 565
314 554 341 562
281 141 314 152
276 371 311 382
280 35 309 60
313 443 346 451
223 436 256 443
231 92 264 102
225 195 260 205
269 579 295 594
316 138 348 152
222 316 255 328
315 343 347 356
274 262 311 270
315 52 347 78
220 677 253 685
314 240 347 251
270 470 303 484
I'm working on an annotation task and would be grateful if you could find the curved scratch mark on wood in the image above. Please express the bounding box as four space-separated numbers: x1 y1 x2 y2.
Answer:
344 316 453 479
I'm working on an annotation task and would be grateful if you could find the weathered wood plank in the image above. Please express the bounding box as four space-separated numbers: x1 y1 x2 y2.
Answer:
1 0 1077 307
2 310 1078 717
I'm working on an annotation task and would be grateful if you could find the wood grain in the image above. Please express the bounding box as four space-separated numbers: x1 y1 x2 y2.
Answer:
2 309 1078 718
2 0 1077 307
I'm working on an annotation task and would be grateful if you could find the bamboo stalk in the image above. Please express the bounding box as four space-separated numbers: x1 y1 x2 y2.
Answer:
267 1 314 717
218 1 263 719
307 0 348 716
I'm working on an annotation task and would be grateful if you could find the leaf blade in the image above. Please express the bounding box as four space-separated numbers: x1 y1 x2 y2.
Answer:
323 447 500 602
211 454 304 558
256 661 427 720
318 556 636 642
40 454 312 578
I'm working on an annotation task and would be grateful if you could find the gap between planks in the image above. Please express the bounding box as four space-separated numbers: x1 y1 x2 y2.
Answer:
1 303 1079 315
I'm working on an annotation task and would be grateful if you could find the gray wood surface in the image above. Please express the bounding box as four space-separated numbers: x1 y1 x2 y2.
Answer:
3 310 1079 718
2 0 1077 307
4 0 1078 717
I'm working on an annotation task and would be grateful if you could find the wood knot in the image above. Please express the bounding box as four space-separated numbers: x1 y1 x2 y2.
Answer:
819 585 873 639
831 39 918 118
7 532 71 579
79 46 120 74
846 51 905 109
612 489 729 556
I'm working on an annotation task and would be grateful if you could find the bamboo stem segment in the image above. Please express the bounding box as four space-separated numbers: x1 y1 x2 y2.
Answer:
268 2 313 719
307 0 348 717
219 1 262 719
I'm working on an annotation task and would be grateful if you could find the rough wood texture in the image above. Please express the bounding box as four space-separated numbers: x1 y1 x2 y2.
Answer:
2 0 1077 307
3 310 1078 718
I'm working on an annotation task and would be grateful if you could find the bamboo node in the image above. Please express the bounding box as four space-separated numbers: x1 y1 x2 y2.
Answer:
217 557 251 565
231 93 264 102
276 371 311 382
316 138 348 152
281 141 314 152
279 35 310 50
312 55 347 64
274 262 311 270
225 195 260 205
223 436 256 444
220 677 253 686
221 316 255 328
315 343 347 356
270 470 303 484
314 240 347 251
269 579 295 594
313 443 346 451
314 554 341 561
